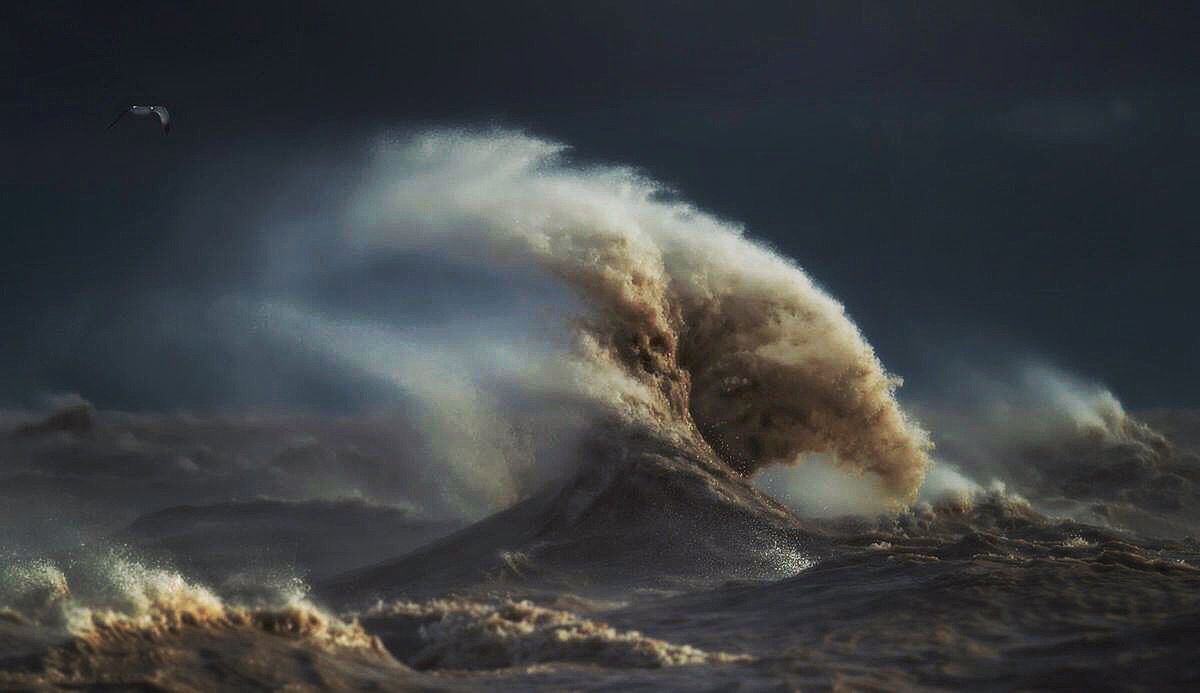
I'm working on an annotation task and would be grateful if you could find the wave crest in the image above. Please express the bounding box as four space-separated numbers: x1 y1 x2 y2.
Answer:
347 131 932 500
364 598 750 670
0 556 382 654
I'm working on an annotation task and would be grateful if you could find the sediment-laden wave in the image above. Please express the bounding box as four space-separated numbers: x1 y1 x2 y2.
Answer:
0 555 746 689
4 129 1200 690
340 131 931 501
362 598 750 670
0 555 413 690
0 556 377 651
912 365 1200 537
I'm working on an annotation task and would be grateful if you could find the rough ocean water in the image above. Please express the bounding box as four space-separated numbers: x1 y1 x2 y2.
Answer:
2 132 1198 691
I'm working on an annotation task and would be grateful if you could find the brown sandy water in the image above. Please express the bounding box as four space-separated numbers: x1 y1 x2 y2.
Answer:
4 132 1199 690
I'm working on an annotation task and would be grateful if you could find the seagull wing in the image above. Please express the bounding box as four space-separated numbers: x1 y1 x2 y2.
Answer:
107 107 131 129
151 106 171 134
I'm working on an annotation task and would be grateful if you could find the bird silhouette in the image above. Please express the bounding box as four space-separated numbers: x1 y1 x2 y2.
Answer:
108 105 171 134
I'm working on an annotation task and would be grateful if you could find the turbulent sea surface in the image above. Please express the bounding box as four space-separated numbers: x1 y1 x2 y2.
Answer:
3 132 1198 690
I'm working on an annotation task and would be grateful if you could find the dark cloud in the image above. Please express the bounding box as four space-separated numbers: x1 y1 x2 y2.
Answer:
3 2 1199 410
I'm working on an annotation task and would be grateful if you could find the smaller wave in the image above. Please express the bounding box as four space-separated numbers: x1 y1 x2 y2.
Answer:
0 555 382 654
363 598 751 670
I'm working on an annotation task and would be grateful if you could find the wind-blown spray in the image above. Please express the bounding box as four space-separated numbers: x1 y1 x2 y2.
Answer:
345 131 931 501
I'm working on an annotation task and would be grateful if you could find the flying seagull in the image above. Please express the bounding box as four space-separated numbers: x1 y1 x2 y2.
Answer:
108 105 171 134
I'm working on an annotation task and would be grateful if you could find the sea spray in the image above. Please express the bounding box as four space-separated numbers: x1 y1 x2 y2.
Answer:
337 130 933 500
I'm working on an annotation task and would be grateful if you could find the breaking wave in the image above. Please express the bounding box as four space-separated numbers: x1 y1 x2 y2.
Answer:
313 130 932 501
0 554 745 683
0 554 380 654
363 598 750 670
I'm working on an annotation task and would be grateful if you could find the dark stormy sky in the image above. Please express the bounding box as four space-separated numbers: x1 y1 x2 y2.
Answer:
3 1 1199 412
